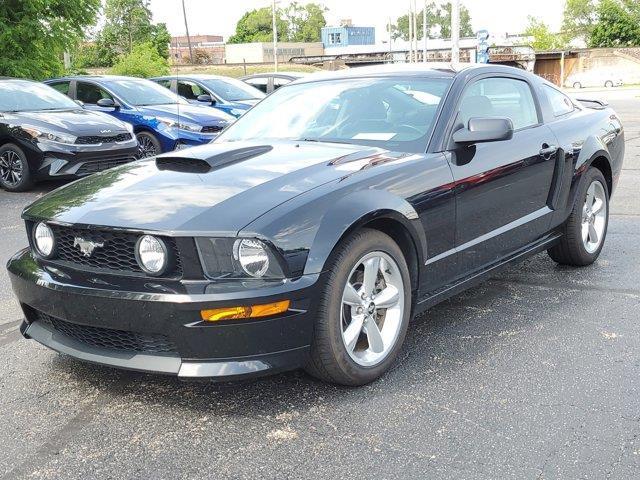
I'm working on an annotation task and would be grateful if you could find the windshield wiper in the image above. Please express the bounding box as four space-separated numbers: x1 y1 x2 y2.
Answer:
299 138 352 145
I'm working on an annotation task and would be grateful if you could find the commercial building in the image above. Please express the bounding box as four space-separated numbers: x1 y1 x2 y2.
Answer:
321 25 375 48
171 35 225 63
224 42 324 64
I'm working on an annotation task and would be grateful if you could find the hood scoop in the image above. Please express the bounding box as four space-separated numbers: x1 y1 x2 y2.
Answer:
155 145 273 174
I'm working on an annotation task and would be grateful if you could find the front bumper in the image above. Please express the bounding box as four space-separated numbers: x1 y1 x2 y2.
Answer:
156 128 220 152
8 248 318 379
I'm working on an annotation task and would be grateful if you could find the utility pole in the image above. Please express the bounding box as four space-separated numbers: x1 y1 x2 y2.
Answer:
451 0 460 63
412 0 418 62
388 17 393 59
181 0 194 64
408 2 413 62
423 0 427 62
272 0 278 72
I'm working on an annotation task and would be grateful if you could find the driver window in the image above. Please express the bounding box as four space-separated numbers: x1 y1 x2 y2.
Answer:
459 77 538 130
177 81 205 100
76 82 113 105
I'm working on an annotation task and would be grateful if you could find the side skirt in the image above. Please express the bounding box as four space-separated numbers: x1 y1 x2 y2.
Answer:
414 232 562 315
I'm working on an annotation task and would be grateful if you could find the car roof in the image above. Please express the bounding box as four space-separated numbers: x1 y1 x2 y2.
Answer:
47 75 149 83
241 71 308 79
151 74 241 81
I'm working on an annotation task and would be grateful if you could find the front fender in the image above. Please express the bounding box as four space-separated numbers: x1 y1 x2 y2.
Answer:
303 189 427 275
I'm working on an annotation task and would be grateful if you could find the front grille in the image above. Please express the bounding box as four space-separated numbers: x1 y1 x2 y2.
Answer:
202 125 224 134
75 133 133 145
47 224 182 277
76 156 135 175
35 310 177 354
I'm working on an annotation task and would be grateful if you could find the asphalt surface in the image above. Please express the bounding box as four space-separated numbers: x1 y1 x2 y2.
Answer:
1 89 639 479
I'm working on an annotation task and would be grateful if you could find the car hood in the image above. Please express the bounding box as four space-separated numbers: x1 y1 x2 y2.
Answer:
230 99 260 108
139 103 235 125
10 109 129 135
23 140 403 234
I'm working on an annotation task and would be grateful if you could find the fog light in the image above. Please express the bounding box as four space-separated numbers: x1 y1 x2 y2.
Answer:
200 300 290 322
33 222 55 257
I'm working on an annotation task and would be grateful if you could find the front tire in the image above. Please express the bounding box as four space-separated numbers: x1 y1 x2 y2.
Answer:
0 143 33 192
548 167 609 266
573 82 582 89
604 80 613 88
136 131 162 158
306 229 412 386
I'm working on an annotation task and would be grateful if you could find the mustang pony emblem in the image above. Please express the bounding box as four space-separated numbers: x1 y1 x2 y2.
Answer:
73 237 104 257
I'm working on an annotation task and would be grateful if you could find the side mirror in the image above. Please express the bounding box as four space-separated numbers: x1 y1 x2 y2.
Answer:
452 117 514 145
97 98 118 109
197 94 215 105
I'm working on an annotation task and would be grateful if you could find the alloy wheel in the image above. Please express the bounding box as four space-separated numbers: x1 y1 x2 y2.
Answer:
340 251 405 367
0 150 23 187
136 135 158 158
581 180 607 254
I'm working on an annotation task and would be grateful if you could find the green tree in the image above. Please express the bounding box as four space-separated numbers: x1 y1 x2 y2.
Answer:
561 0 596 44
95 0 170 66
228 7 288 44
110 42 170 77
0 0 100 79
589 0 640 47
389 2 473 41
524 16 566 51
284 2 327 42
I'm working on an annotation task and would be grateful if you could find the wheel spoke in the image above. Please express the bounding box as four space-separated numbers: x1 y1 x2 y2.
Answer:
588 224 599 244
582 223 589 243
343 315 364 352
374 285 399 309
364 316 384 353
592 198 604 214
343 283 362 306
362 257 380 295
586 183 596 207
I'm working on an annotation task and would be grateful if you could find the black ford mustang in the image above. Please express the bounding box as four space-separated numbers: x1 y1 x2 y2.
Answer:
7 64 624 385
0 78 138 191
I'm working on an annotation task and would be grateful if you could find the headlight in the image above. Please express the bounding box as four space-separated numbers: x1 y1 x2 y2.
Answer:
195 237 285 279
33 222 55 257
157 117 202 133
135 235 167 275
23 126 76 145
229 109 245 117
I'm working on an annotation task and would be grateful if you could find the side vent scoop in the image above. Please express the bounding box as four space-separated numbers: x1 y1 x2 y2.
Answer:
155 145 273 174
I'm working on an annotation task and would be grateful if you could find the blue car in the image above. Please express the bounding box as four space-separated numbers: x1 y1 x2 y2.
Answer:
151 75 265 118
45 76 235 157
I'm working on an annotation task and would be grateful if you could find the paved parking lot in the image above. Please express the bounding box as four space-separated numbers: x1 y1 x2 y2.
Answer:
1 89 639 479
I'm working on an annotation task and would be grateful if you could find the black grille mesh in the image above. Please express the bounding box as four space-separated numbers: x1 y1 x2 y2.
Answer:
201 125 223 133
35 311 177 354
47 224 182 276
75 133 132 145
76 156 135 175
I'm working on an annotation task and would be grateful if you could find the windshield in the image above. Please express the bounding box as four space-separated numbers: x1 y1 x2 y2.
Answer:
0 81 80 112
201 78 265 102
216 76 451 153
107 79 187 106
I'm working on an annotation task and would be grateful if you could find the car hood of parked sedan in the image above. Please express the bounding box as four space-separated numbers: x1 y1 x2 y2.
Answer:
10 109 130 136
23 140 405 234
140 103 235 125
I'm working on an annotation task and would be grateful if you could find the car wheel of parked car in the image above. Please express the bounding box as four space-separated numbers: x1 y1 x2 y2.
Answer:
573 82 582 89
604 80 614 88
136 132 161 158
548 167 609 266
0 144 33 192
306 228 412 385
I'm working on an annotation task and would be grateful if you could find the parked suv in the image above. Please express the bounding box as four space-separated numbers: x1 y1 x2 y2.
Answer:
0 78 138 192
46 76 235 157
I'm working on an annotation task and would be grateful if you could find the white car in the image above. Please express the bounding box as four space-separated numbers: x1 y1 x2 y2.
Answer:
565 70 623 89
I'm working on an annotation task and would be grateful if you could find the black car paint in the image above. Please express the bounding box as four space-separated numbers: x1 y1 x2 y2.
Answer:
7 65 624 379
0 86 138 180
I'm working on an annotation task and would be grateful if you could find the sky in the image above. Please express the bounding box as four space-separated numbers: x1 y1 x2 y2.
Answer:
149 0 565 42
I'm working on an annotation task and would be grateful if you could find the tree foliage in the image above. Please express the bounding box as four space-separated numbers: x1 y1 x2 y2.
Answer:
588 0 640 47
0 0 100 79
561 0 597 44
524 16 566 51
94 0 170 67
228 3 326 44
110 42 169 77
388 2 473 41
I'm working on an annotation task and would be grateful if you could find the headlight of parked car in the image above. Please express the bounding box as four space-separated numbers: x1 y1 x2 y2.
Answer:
195 237 285 279
157 117 203 133
23 126 77 145
33 222 55 258
136 235 168 275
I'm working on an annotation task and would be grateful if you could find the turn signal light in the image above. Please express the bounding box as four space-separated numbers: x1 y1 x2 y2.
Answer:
200 300 290 322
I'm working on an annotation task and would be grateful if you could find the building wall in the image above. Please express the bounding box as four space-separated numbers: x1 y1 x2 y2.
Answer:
321 26 375 48
225 42 323 64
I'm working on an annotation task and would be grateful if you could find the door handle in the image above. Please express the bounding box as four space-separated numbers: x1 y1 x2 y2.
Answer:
539 144 558 159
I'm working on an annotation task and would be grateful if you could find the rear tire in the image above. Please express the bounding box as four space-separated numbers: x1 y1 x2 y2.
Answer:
548 167 609 266
604 80 613 88
0 143 33 192
305 228 412 386
135 131 161 158
573 82 582 89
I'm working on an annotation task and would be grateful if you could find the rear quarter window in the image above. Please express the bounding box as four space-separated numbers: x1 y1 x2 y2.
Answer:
544 85 575 117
